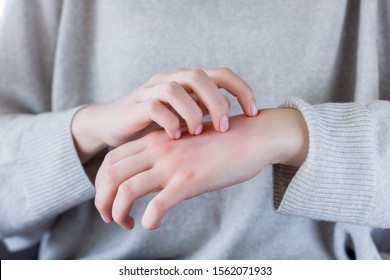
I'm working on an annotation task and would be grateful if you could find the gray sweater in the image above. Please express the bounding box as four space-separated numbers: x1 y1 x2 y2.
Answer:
0 0 389 259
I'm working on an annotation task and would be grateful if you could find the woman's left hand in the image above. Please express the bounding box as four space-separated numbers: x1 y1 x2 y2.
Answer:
95 109 309 230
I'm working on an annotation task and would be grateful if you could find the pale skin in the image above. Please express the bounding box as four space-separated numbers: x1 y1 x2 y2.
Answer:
72 68 258 163
71 68 309 230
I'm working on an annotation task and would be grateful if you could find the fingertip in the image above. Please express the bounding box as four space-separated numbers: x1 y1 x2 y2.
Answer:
144 221 161 230
174 130 182 139
166 128 180 139
127 216 135 230
121 216 135 230
194 124 202 136
142 213 161 230
219 115 229 132
100 214 112 224
152 222 161 230
250 101 258 117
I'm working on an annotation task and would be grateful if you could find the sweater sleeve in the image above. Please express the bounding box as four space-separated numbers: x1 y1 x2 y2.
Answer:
273 97 390 228
0 0 95 239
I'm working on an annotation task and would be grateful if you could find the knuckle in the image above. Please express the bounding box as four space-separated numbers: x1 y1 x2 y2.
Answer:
164 81 181 98
177 170 195 184
148 74 164 84
188 68 207 81
173 67 188 73
118 181 136 197
166 81 180 90
221 67 233 74
215 67 234 81
94 196 103 212
188 108 203 125
105 166 118 183
246 84 254 94
104 151 116 166
147 100 161 115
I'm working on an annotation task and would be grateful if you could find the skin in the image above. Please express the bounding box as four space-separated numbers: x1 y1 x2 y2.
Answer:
71 68 257 163
71 67 308 230
94 109 309 230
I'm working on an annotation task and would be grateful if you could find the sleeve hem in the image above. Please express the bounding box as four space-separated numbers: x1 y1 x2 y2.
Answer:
18 108 95 224
272 97 376 226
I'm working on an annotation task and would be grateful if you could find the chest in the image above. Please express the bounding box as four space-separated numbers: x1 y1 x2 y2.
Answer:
53 0 347 110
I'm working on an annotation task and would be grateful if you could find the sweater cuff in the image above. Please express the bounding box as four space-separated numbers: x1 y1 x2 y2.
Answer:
17 108 96 225
273 97 376 225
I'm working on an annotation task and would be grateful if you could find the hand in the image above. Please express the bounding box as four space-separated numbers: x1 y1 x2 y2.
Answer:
71 68 258 162
94 109 309 230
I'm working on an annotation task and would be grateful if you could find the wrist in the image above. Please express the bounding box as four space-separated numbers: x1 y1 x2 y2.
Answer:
270 108 309 167
71 104 107 163
248 108 308 168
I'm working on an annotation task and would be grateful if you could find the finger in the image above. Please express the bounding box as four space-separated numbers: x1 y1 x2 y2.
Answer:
96 124 173 186
204 68 258 117
137 82 203 135
95 152 152 223
146 69 230 133
189 93 208 115
95 140 147 186
144 100 182 139
112 169 161 230
142 180 188 230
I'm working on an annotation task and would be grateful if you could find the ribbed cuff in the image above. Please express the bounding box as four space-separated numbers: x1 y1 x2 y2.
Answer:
17 108 96 225
273 97 376 225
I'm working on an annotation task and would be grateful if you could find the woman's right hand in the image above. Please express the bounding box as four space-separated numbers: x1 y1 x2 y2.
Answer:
71 68 258 163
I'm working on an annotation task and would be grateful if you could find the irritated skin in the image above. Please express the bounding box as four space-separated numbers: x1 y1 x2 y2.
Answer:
71 68 258 163
71 68 309 231
94 109 309 230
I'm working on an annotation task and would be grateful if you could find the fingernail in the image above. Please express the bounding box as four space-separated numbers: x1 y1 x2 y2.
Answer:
175 130 181 139
124 216 134 230
195 124 202 135
219 115 229 132
101 215 111 223
250 102 258 116
121 225 131 231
